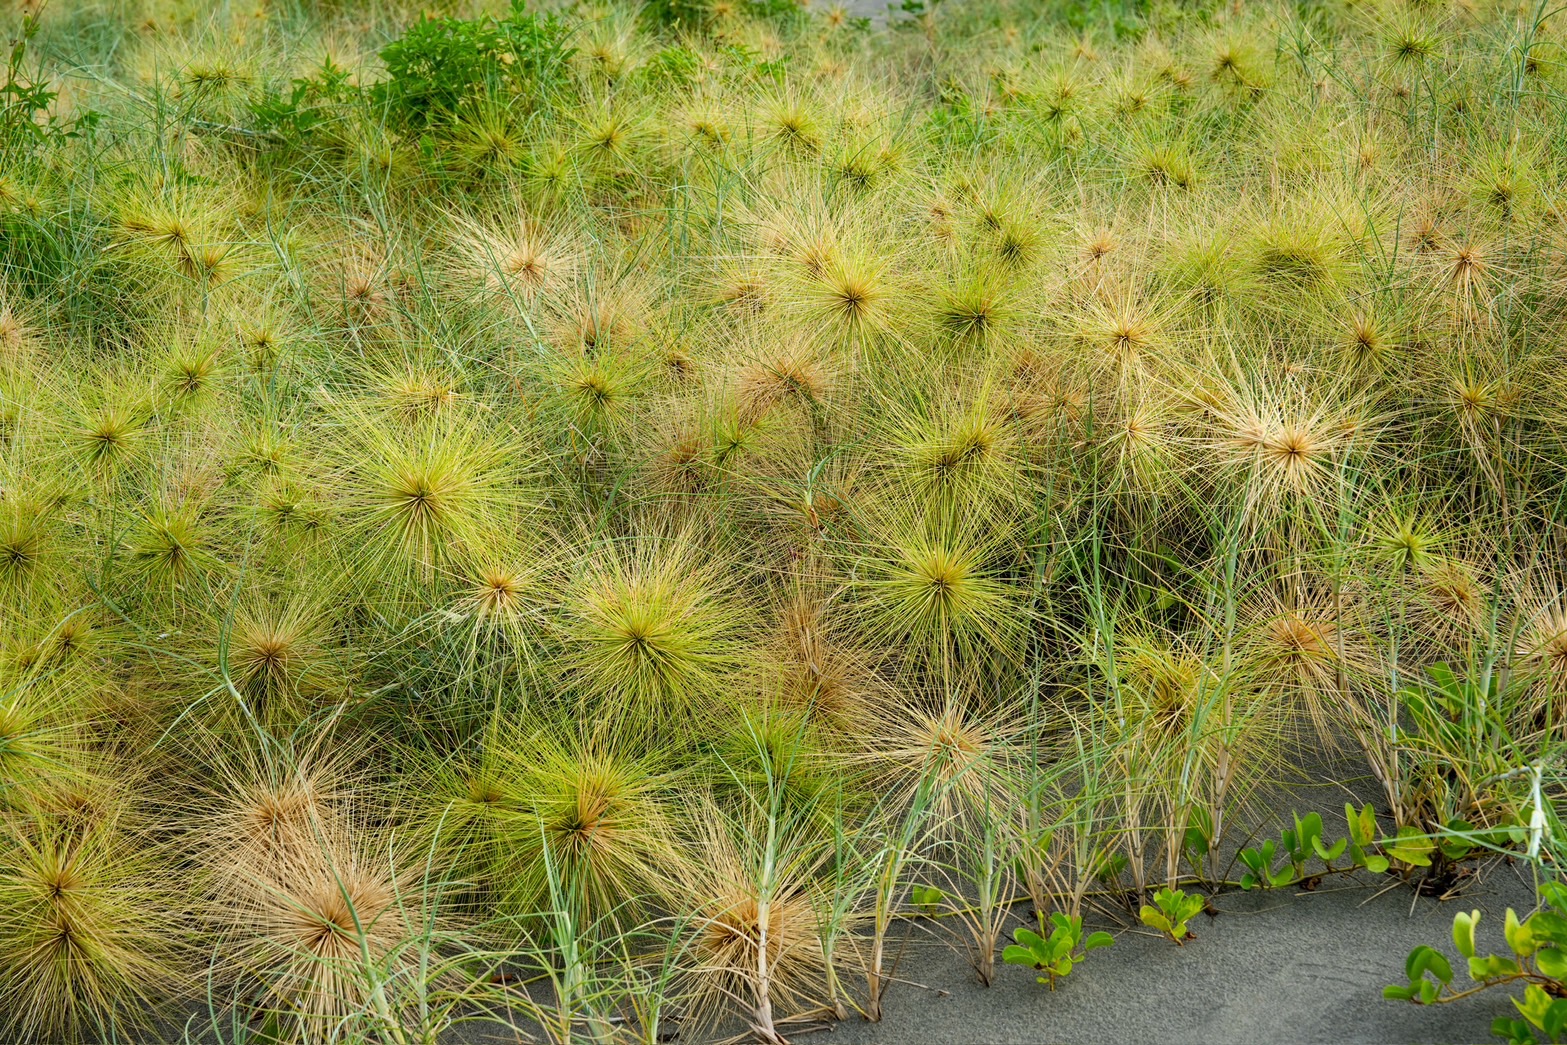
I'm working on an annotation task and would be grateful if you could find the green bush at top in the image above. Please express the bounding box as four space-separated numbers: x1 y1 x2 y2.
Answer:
373 1 574 130
2 15 97 156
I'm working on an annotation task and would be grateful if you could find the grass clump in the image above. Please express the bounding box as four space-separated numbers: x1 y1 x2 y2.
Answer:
1 0 1565 1039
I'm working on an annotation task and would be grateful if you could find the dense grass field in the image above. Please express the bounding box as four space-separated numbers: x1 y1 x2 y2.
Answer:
1 0 1566 1039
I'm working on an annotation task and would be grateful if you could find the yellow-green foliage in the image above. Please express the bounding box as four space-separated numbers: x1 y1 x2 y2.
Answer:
1 0 1566 1038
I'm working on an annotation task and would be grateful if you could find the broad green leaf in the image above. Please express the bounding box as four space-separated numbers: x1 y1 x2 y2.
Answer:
1505 908 1536 958
1541 997 1567 1039
1535 947 1567 980
1002 945 1036 967
1469 954 1520 981
1515 984 1553 1026
1453 910 1479 959
1297 812 1324 852
1313 835 1348 862
1347 803 1377 846
1388 828 1435 868
1492 1016 1538 1045
1407 945 1452 985
1529 913 1567 946
1439 835 1475 862
1140 906 1172 934
1426 662 1459 698
1085 931 1114 952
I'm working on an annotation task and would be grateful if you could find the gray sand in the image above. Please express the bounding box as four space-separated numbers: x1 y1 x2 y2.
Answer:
162 859 1540 1045
164 753 1530 1044
814 756 1537 1045
815 868 1538 1045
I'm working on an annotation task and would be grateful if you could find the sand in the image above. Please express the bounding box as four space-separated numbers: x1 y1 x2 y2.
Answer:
812 867 1537 1045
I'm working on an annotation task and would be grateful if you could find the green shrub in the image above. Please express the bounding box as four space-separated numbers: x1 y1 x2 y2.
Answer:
373 2 573 130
